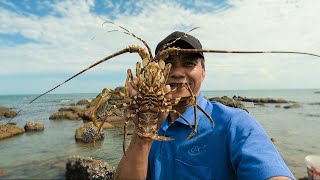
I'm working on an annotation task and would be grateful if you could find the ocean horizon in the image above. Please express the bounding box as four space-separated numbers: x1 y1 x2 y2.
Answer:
1 88 319 179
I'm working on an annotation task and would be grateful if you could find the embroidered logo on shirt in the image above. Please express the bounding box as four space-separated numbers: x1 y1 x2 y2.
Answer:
188 145 207 156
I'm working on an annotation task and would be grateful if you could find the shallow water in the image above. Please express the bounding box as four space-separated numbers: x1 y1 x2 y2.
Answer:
0 89 319 179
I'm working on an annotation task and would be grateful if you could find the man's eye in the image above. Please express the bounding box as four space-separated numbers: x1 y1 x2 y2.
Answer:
185 62 196 66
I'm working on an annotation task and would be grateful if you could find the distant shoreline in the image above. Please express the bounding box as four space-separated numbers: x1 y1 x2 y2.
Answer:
1 88 320 96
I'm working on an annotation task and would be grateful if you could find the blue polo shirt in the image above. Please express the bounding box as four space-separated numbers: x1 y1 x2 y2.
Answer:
147 92 295 180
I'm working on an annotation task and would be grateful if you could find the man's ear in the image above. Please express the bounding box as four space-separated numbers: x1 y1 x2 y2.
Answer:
202 67 206 81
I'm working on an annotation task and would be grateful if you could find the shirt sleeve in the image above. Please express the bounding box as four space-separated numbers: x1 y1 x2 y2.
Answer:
227 110 295 180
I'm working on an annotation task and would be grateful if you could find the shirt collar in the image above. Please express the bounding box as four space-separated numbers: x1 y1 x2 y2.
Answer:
160 92 208 130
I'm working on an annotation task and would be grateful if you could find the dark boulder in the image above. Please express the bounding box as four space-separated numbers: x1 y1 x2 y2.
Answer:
66 156 115 180
209 96 248 112
76 99 90 106
234 96 293 104
283 103 302 109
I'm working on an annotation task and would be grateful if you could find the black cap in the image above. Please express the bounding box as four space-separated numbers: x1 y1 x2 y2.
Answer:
155 31 204 58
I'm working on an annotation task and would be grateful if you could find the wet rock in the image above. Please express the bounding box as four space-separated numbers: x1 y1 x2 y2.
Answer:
275 105 281 108
82 127 104 143
0 124 24 140
76 99 90 106
308 102 320 105
49 106 83 120
283 103 302 109
234 96 293 104
254 103 265 106
209 96 248 112
66 156 115 180
59 106 83 115
24 121 44 131
298 177 308 180
0 106 17 119
306 114 320 117
270 137 276 142
75 122 112 143
0 168 9 177
49 111 80 120
314 91 320 94
69 103 76 106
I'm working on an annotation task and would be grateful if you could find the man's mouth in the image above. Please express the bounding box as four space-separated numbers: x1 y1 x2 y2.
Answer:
168 83 191 89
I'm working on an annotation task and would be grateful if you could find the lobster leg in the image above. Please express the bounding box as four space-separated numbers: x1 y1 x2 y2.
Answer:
91 88 112 128
123 113 136 155
166 83 215 139
92 87 135 145
196 104 214 126
184 83 198 140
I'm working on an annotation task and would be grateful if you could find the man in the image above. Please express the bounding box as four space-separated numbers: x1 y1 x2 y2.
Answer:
115 32 295 180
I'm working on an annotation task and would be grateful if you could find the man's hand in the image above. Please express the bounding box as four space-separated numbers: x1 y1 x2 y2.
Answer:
115 77 172 180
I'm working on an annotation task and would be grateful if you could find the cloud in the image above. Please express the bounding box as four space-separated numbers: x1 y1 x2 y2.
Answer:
0 0 319 94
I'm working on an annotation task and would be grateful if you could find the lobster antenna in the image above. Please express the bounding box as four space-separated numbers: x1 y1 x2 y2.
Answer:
161 27 200 53
103 21 154 60
178 49 320 58
154 27 200 62
3 48 131 127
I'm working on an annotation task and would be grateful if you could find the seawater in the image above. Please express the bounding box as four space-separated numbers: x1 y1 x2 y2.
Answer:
0 89 319 179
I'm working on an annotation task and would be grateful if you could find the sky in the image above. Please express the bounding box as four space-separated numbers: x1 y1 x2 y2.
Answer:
0 0 320 95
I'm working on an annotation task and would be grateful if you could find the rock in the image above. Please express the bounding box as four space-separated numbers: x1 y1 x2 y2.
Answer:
59 106 83 115
0 106 17 119
283 103 302 109
66 156 115 180
234 96 293 104
75 122 111 143
81 127 104 143
114 86 125 93
254 103 265 106
24 121 44 131
306 114 320 117
49 106 83 120
0 168 9 177
275 105 281 108
270 137 276 142
298 177 308 180
76 99 90 106
0 124 25 140
308 102 320 105
314 91 320 94
209 96 248 112
69 103 76 106
49 111 80 120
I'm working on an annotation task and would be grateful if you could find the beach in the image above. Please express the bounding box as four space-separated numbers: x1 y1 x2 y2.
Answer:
0 89 319 179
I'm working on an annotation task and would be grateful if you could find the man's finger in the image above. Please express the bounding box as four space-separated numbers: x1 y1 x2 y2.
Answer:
125 77 138 104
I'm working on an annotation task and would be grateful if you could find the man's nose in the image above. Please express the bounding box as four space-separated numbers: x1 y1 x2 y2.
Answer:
169 66 185 79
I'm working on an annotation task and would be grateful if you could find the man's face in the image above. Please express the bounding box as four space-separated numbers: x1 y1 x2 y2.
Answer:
165 54 205 100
